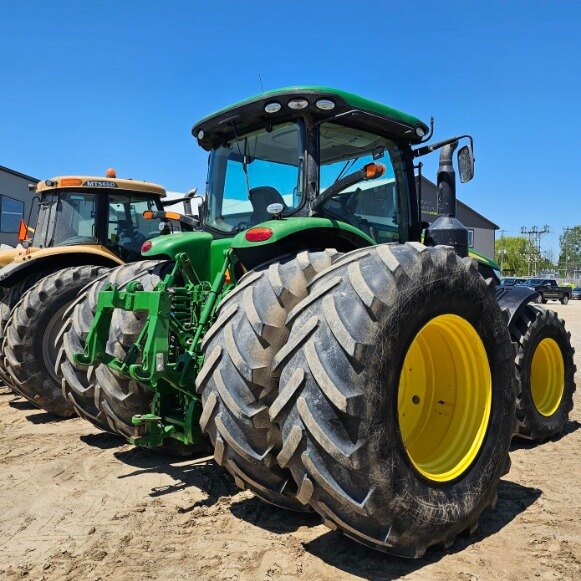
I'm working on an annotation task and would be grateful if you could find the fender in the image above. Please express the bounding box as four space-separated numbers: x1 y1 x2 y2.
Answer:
0 246 124 288
141 231 233 281
496 285 539 332
231 217 375 270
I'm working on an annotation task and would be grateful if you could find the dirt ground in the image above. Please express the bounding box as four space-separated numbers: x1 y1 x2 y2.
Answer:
0 302 579 581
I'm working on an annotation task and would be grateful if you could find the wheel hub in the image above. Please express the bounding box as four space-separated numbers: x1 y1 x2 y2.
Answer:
398 314 492 483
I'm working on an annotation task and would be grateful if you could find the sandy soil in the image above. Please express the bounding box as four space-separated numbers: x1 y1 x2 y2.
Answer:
0 302 579 581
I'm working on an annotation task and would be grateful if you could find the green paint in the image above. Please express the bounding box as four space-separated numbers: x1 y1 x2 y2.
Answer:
193 86 428 133
469 248 500 271
143 231 234 280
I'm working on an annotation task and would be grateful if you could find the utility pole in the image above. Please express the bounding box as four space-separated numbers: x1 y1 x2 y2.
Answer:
521 225 550 276
562 226 571 277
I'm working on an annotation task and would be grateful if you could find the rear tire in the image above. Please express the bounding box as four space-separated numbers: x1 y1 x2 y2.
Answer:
512 305 576 441
196 250 340 511
3 266 108 416
271 243 516 556
0 270 49 387
57 260 195 456
561 295 569 305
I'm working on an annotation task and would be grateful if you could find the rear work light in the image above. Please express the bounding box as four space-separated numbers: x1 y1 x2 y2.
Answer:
141 241 153 253
245 227 273 242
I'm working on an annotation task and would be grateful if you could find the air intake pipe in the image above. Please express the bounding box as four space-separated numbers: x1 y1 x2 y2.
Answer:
424 140 469 257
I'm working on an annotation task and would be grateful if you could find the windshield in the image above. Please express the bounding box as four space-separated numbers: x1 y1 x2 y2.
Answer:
206 121 304 233
33 191 97 247
318 123 409 244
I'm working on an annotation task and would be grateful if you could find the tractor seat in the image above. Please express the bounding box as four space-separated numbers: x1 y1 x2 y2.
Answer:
249 186 286 224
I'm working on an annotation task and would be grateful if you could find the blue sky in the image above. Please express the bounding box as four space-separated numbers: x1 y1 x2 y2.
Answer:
1 1 579 256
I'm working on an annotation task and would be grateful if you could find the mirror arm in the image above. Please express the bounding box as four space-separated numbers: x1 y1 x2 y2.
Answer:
413 134 472 158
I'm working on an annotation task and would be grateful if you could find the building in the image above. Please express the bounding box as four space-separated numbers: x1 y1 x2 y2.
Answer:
418 176 498 258
0 165 39 247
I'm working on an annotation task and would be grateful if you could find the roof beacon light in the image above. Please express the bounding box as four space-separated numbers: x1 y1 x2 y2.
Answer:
316 99 335 111
106 168 117 178
264 102 282 113
288 98 308 110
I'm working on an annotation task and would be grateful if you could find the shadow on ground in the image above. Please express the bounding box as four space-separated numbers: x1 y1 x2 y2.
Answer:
24 411 72 424
7 399 37 411
299 479 541 580
510 419 580 451
229 495 322 534
80 431 127 449
113 446 239 509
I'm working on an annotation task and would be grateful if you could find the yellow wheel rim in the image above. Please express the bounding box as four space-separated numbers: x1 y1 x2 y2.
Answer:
530 338 564 417
398 314 492 483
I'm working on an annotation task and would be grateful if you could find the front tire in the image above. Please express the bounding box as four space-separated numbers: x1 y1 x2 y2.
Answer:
3 266 109 416
0 270 49 387
512 305 576 441
271 244 516 557
561 295 569 305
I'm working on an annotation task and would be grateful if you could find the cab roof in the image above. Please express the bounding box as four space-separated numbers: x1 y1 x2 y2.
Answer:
193 86 430 150
36 176 166 197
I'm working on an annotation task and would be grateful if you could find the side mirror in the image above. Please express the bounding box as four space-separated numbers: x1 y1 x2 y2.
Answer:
457 144 475 183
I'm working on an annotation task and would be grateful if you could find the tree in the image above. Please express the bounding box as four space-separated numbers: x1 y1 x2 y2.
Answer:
559 226 581 276
495 235 554 276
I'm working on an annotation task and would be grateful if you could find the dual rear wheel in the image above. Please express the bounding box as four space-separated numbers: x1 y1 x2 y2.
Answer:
198 243 518 556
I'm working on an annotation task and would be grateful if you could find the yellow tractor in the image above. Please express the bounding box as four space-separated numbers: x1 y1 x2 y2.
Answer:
0 170 198 415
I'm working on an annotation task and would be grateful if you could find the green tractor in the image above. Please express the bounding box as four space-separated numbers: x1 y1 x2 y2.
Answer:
57 87 575 556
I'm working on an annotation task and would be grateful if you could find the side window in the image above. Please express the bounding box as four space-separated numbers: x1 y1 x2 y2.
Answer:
107 195 159 260
0 195 24 233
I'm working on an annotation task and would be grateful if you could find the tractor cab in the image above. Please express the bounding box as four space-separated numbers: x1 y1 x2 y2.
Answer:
25 171 189 262
194 87 428 248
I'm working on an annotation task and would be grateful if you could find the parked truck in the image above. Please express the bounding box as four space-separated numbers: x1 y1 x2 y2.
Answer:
525 278 572 304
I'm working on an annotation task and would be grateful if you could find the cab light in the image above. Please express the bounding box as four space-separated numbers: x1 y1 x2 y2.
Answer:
245 227 273 242
141 241 153 253
288 99 308 110
60 178 83 186
264 102 282 113
316 99 335 111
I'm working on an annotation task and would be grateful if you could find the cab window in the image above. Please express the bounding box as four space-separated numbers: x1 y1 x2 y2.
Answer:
319 123 409 244
107 194 160 260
